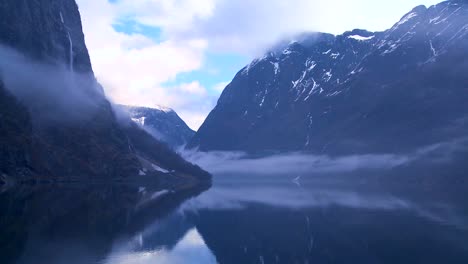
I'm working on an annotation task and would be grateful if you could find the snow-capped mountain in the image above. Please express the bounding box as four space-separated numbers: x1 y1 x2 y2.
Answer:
0 0 210 184
189 0 468 154
120 105 195 148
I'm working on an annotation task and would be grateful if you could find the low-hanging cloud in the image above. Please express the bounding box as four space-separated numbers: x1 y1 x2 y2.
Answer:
181 137 468 175
0 44 105 125
181 150 410 175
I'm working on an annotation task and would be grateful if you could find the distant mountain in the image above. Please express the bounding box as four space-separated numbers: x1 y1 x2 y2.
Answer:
189 0 468 154
119 105 195 148
0 0 210 186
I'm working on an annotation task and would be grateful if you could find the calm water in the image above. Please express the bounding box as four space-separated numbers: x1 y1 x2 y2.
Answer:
1 173 467 264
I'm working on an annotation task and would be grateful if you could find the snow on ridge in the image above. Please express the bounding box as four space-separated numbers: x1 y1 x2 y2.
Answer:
347 35 375 41
152 164 170 173
304 78 319 101
395 12 418 27
307 62 317 71
150 190 170 200
429 16 441 24
153 105 173 113
382 43 400 55
433 6 462 25
242 58 263 75
292 70 307 89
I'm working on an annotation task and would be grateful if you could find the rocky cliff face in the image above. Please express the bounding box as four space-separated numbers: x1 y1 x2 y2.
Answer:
0 0 92 73
189 0 468 154
0 0 210 184
121 105 195 149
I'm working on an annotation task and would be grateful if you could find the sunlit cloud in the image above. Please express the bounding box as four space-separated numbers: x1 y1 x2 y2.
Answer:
76 0 443 130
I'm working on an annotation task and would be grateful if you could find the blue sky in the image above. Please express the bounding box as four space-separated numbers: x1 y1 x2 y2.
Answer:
112 16 249 96
77 0 443 130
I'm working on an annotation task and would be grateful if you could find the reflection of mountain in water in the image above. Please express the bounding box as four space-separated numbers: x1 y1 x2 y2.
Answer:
103 214 217 264
0 184 206 264
1 165 467 264
185 170 468 264
193 202 467 264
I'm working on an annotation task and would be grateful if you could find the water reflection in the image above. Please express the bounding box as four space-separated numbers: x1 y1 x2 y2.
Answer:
183 175 468 264
0 184 207 264
104 228 216 264
181 175 468 231
1 172 467 264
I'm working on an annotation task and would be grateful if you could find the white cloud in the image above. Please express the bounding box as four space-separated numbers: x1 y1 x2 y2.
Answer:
178 81 207 96
77 0 213 130
120 0 442 55
76 0 443 130
116 0 216 31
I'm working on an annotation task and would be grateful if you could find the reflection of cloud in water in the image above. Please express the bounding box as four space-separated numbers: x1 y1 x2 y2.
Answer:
182 185 411 211
103 228 216 264
179 181 468 231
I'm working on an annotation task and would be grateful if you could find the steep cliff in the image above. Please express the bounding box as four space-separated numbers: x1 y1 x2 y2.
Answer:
0 0 210 184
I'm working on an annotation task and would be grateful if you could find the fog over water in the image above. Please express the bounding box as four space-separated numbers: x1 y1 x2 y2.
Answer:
180 137 468 175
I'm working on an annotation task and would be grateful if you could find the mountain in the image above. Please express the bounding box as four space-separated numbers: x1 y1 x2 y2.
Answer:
189 0 468 154
119 105 195 149
0 0 210 186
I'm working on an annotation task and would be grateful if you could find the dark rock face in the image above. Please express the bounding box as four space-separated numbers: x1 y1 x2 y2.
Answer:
0 0 210 183
0 83 33 179
0 0 92 73
121 105 195 149
189 1 468 154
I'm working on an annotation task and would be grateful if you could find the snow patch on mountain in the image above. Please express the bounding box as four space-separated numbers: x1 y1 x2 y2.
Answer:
132 116 146 126
152 164 170 173
270 61 280 75
396 12 418 27
330 52 340 59
293 70 308 89
348 35 375 41
306 60 317 71
323 70 333 82
429 40 437 56
153 105 173 113
304 79 319 101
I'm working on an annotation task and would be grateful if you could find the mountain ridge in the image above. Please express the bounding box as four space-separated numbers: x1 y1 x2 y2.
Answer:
119 105 195 149
189 0 468 154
